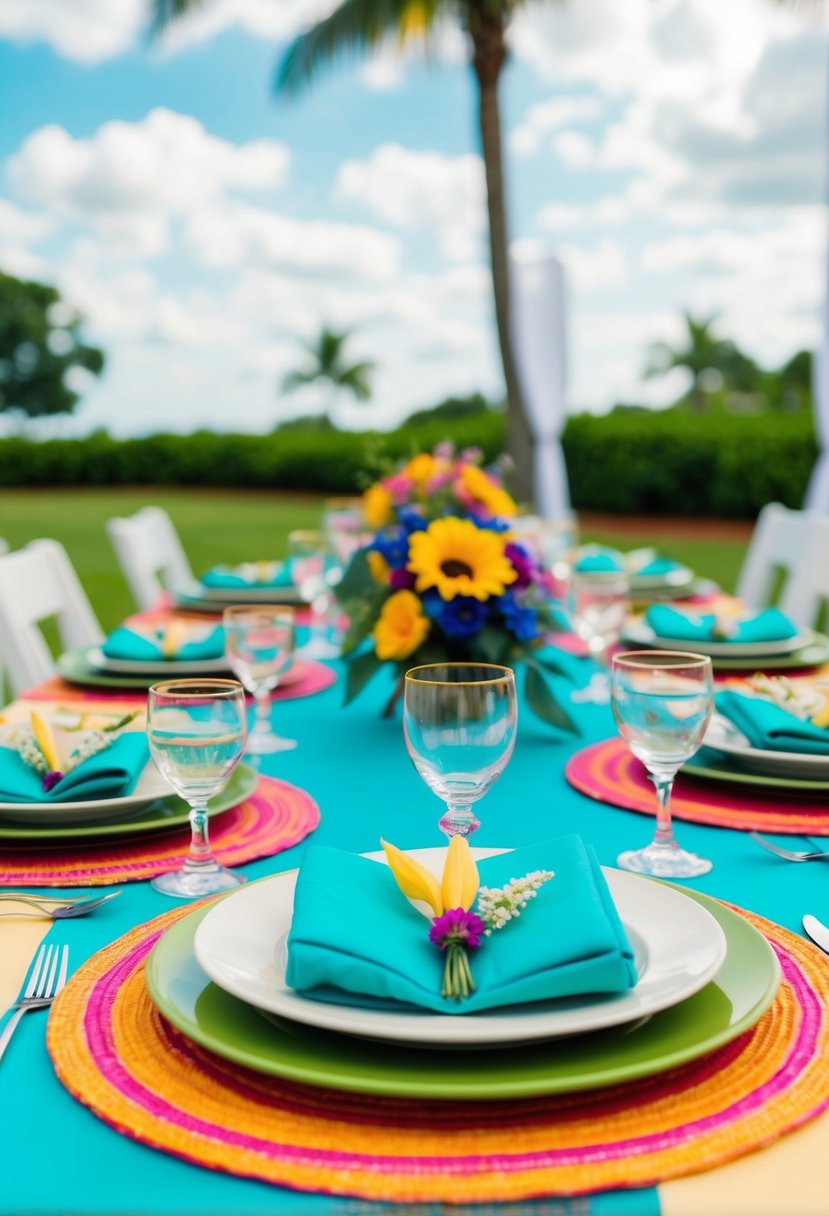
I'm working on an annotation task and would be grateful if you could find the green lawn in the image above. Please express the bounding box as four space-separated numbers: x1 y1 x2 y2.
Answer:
0 488 747 631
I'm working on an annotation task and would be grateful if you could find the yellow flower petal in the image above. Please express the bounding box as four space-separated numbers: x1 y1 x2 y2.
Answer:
812 700 829 729
407 517 517 602
363 485 392 530
381 838 444 917
441 835 479 911
373 589 430 661
31 711 62 772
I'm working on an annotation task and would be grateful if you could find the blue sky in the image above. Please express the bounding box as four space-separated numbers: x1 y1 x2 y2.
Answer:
0 0 826 436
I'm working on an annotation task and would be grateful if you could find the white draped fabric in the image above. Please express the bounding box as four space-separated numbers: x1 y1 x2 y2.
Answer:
805 252 829 510
509 252 572 521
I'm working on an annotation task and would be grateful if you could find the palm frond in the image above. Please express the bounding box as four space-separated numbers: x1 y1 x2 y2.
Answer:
281 369 318 393
148 0 206 36
276 0 444 96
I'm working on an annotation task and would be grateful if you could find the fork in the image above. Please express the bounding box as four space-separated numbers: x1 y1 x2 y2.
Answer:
749 832 829 862
0 892 120 919
0 944 69 1063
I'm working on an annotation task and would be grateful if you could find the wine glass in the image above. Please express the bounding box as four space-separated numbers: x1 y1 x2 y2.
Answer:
568 570 629 703
223 606 297 754
403 663 517 839
147 678 247 898
288 529 340 660
611 651 714 878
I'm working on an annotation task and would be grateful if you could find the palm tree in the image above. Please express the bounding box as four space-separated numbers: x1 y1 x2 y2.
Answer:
644 312 732 412
281 325 375 422
151 0 537 502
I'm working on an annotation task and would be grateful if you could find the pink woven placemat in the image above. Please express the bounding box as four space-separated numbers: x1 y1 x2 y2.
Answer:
566 738 829 835
0 776 319 887
47 900 829 1202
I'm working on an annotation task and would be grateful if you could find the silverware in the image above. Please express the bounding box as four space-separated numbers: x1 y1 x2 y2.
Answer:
803 915 829 955
0 944 69 1063
0 891 121 918
749 833 829 862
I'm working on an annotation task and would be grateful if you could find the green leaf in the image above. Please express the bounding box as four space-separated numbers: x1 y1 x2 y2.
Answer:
524 663 580 735
530 650 574 681
339 591 384 656
336 547 373 601
344 649 384 705
474 624 511 665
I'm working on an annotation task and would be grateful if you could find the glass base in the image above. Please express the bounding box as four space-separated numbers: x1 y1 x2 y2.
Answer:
247 731 298 754
617 842 712 879
297 638 340 660
151 861 246 899
438 812 481 838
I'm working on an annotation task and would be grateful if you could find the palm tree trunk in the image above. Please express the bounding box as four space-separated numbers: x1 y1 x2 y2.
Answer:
470 13 535 507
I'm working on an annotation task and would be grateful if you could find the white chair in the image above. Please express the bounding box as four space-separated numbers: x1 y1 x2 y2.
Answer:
0 540 104 695
735 503 827 621
106 506 194 611
778 516 829 630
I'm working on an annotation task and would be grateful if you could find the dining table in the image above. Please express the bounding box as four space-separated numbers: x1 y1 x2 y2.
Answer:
1 636 828 1216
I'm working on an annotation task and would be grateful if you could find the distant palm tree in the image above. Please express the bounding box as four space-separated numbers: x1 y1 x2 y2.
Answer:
282 326 375 422
151 0 538 502
645 312 732 412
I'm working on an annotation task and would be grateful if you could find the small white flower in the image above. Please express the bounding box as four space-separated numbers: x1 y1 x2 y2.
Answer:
476 869 554 933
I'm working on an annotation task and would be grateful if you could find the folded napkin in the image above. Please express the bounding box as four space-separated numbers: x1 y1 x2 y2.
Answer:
0 733 150 802
716 690 829 754
201 561 293 590
102 624 225 663
573 548 682 578
286 835 636 1015
573 547 625 574
646 605 799 644
636 556 683 577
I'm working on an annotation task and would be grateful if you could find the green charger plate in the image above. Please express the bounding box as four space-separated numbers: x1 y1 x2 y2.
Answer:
0 764 258 842
145 883 780 1101
682 750 829 794
56 647 234 690
707 634 829 671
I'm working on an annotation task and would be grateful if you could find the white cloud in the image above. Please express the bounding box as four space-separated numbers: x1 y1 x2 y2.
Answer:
553 130 596 170
510 96 602 157
334 143 485 260
537 197 630 232
559 239 629 292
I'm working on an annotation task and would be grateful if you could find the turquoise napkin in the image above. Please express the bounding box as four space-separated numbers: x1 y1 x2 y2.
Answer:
102 625 225 663
201 562 293 590
286 836 636 1015
646 605 799 644
716 690 829 754
636 557 683 577
573 547 625 574
0 733 150 802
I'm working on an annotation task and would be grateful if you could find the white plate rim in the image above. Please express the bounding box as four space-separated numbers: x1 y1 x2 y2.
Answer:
88 646 232 676
704 714 829 777
193 848 727 1046
624 621 812 658
0 756 171 823
630 565 695 590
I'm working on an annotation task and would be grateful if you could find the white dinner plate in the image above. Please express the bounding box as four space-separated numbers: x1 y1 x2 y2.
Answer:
193 848 727 1047
704 714 829 780
0 757 172 825
630 565 695 591
177 580 303 607
88 647 232 676
622 620 812 658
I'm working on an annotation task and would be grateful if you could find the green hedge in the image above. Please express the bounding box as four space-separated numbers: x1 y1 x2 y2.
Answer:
0 408 818 517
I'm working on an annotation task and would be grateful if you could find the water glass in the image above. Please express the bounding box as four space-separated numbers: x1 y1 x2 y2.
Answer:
568 570 629 703
611 651 714 878
403 663 517 840
147 678 247 898
288 529 340 659
223 606 297 754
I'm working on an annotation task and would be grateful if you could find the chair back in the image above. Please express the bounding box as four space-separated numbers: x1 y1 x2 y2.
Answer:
0 540 103 695
106 506 193 611
736 503 824 615
778 515 829 630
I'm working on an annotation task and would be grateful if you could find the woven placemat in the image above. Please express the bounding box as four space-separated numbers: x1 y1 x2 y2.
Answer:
0 777 319 887
47 900 829 1203
566 738 829 835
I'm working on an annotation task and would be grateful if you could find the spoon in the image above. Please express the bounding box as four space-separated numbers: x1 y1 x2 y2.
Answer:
802 915 829 955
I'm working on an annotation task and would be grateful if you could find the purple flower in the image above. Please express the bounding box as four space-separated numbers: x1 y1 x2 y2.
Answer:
504 542 535 590
429 908 485 950
42 771 64 792
437 596 487 639
389 567 416 591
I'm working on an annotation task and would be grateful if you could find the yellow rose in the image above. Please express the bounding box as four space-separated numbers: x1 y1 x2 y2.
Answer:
367 550 390 585
363 484 392 529
459 464 517 519
404 453 437 489
373 590 430 661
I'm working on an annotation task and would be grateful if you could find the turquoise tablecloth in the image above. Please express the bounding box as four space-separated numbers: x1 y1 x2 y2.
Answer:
1 643 824 1216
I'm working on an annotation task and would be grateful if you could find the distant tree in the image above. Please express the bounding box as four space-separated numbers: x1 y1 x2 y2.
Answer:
644 312 734 411
773 349 812 411
281 327 375 424
274 412 339 433
403 392 495 427
0 271 104 420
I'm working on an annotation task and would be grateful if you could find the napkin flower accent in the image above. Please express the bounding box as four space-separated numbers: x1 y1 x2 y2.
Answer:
13 710 138 790
745 674 826 725
381 837 555 1002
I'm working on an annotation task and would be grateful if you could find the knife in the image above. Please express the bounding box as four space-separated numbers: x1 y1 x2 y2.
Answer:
802 915 829 954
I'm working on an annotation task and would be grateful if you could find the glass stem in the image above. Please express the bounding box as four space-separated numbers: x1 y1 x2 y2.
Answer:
253 690 272 735
310 595 329 645
186 800 213 868
652 772 679 849
439 802 481 838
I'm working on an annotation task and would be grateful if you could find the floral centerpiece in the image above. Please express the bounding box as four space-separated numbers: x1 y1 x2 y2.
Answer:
336 443 576 731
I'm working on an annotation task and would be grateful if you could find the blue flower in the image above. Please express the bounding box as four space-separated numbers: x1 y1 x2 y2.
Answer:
499 593 539 642
371 528 410 569
471 514 512 533
398 507 428 536
438 597 487 639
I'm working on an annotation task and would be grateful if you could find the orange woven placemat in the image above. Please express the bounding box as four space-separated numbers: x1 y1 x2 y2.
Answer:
47 902 829 1203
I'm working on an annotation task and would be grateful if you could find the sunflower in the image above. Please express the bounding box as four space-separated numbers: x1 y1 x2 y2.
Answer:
408 517 517 602
374 590 430 660
459 464 517 519
363 484 392 529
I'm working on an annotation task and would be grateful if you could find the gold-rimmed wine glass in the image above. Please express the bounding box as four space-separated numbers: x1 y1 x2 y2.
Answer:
403 663 517 839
